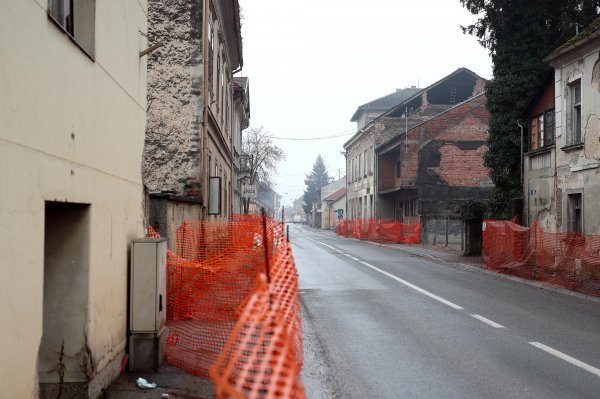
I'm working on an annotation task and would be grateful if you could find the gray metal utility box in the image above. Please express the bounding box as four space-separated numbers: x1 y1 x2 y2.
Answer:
129 237 168 371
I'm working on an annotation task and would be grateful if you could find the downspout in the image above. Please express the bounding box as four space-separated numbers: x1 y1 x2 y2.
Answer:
202 0 210 218
518 121 525 224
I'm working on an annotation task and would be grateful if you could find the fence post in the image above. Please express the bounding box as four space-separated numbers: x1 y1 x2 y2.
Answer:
445 215 449 247
261 208 271 284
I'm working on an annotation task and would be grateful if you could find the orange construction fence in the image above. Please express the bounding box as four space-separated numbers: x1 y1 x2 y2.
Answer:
483 220 600 297
336 218 421 244
149 215 305 398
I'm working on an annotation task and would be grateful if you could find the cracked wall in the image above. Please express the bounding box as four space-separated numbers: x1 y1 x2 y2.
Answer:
552 45 600 233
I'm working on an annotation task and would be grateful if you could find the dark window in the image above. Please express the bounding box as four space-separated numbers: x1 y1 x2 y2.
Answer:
545 110 555 146
567 193 582 233
48 0 96 56
395 160 401 178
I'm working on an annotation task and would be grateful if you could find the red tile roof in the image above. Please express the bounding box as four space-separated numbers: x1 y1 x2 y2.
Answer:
323 187 346 202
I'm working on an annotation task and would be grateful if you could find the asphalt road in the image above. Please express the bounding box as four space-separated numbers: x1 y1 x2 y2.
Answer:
291 224 600 399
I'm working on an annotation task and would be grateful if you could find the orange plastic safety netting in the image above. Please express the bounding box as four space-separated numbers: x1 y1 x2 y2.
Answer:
336 218 421 244
148 215 305 398
483 220 600 297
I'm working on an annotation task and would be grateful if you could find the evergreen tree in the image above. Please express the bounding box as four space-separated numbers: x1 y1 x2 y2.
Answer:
460 0 599 214
303 155 330 215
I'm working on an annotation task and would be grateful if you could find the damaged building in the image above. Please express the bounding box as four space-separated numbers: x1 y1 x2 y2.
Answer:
376 91 492 254
524 20 600 234
144 0 248 248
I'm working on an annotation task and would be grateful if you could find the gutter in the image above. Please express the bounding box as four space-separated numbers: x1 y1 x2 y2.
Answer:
544 30 600 63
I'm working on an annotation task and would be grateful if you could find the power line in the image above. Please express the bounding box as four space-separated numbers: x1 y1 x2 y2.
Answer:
268 131 355 141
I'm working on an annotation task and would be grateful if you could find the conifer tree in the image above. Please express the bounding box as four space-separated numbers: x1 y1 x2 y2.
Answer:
303 155 330 215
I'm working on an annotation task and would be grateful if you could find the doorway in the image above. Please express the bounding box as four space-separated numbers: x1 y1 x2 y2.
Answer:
38 201 91 398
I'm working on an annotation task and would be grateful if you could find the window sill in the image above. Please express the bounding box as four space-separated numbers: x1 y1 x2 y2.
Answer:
561 143 584 152
47 12 95 61
525 145 554 156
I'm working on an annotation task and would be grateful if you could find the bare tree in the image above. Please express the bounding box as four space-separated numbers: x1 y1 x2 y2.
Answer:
241 126 285 213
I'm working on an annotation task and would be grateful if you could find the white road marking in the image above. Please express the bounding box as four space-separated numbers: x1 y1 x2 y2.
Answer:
471 314 505 329
356 261 464 310
302 234 465 310
529 342 600 378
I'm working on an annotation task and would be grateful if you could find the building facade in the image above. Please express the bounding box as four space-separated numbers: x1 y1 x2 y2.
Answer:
377 94 492 254
0 1 148 397
523 75 556 229
232 77 251 213
144 0 245 249
321 188 347 230
345 88 419 221
525 22 600 234
345 68 486 222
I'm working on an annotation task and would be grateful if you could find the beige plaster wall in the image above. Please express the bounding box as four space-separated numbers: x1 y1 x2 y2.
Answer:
0 0 147 397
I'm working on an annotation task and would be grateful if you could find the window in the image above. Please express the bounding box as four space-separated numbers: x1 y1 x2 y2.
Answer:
363 150 367 176
368 146 374 174
570 80 582 145
208 19 214 92
395 159 401 179
358 154 362 179
567 193 582 233
545 110 555 147
48 0 96 56
529 110 555 151
216 54 221 110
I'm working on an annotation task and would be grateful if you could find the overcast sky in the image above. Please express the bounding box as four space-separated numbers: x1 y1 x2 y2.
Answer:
237 0 493 207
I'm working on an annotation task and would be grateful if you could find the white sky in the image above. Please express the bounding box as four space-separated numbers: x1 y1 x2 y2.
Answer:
237 0 493 207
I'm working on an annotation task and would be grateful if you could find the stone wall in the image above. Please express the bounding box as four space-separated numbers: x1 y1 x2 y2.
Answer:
144 0 205 197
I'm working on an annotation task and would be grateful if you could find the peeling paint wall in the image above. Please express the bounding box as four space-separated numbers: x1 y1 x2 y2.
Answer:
551 41 600 233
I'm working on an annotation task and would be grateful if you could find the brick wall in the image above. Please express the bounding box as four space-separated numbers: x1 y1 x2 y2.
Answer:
376 95 493 218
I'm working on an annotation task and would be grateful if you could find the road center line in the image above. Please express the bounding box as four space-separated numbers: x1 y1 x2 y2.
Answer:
355 260 464 310
529 342 600 378
471 314 505 328
304 235 464 310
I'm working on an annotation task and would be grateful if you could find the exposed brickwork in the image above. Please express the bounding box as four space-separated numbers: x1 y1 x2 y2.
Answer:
438 144 491 186
377 94 492 218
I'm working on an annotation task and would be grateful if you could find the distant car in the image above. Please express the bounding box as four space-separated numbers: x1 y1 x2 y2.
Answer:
292 215 302 224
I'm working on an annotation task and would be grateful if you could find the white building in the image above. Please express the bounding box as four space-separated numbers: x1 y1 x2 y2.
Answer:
0 1 148 397
541 21 600 233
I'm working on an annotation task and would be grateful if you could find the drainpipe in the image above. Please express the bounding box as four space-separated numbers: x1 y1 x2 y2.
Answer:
518 121 525 225
517 122 525 182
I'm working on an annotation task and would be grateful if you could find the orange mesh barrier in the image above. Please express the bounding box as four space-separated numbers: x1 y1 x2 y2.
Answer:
336 218 421 244
483 220 600 297
149 215 304 398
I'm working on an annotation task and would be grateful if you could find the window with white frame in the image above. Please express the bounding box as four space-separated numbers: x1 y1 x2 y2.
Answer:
569 80 582 145
48 0 96 56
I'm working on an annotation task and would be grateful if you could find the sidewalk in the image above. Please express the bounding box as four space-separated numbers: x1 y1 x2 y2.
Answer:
105 365 214 399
